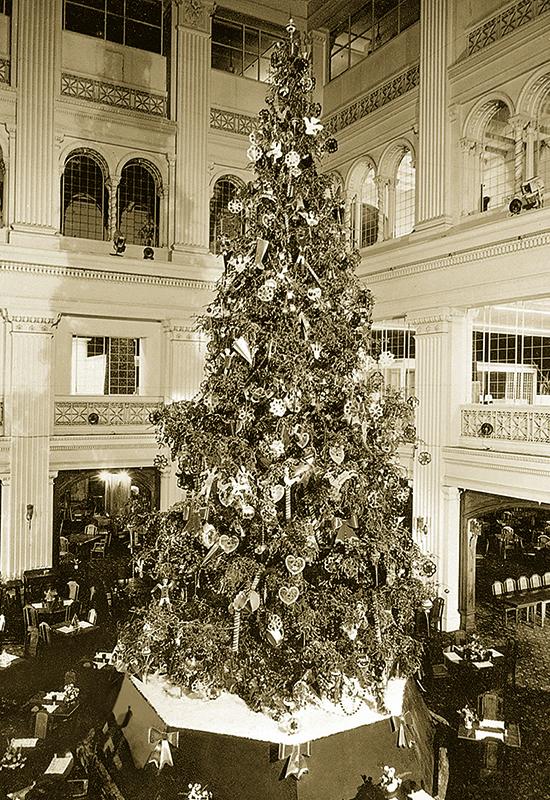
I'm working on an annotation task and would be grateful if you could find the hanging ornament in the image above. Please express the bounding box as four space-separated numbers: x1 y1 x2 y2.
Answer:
418 451 432 466
257 283 275 302
230 254 252 273
254 238 270 265
328 444 345 464
269 398 287 417
232 337 254 365
279 585 300 605
324 138 338 153
284 150 301 168
285 555 306 575
307 286 322 302
266 613 284 647
227 198 243 214
303 116 323 136
247 144 263 162
378 351 395 368
270 484 285 503
219 534 239 554
267 141 283 161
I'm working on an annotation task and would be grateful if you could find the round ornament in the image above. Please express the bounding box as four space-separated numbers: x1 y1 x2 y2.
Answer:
269 398 287 417
284 150 301 168
324 138 338 154
257 284 275 302
418 451 432 466
227 198 243 214
247 145 263 162
307 287 322 302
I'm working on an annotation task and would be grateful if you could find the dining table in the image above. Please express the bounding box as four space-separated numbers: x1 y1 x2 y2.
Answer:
458 720 521 748
443 647 505 670
502 586 550 627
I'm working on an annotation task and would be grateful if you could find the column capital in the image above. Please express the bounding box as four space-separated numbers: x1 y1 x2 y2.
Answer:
174 0 215 33
3 311 61 334
162 319 201 341
509 113 533 136
406 308 468 334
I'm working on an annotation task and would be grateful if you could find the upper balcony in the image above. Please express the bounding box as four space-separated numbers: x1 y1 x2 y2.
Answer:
53 395 162 435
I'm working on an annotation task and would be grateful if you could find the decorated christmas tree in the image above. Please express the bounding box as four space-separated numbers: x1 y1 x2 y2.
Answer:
118 21 431 719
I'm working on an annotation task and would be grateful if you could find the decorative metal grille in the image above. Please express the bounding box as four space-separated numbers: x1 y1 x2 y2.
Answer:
0 58 9 84
61 152 109 240
210 108 257 136
63 0 168 55
468 0 550 56
394 151 415 237
209 176 243 253
117 161 160 246
61 73 167 117
461 406 550 443
325 64 420 134
55 398 161 427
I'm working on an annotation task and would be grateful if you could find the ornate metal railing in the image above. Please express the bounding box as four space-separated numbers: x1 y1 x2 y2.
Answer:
0 58 10 84
468 0 550 55
461 404 550 443
61 73 167 117
54 397 163 429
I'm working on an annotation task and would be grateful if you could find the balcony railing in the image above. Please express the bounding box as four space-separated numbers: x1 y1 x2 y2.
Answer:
461 403 550 444
54 396 162 431
467 0 550 56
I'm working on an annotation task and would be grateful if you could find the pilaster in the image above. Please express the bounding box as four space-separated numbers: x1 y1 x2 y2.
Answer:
162 320 205 402
407 308 472 631
2 312 59 577
159 465 183 510
416 0 451 232
171 0 214 256
10 0 61 247
308 30 327 108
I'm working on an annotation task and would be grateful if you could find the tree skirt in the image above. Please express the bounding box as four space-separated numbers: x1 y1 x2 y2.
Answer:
111 674 435 800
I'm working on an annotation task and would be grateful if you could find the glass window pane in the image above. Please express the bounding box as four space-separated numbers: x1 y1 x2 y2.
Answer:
260 32 280 58
375 6 399 48
107 0 124 12
71 0 105 9
330 50 348 79
212 19 242 48
65 4 105 38
351 6 373 36
259 57 271 83
244 27 259 53
375 0 399 21
106 13 123 43
243 53 259 80
126 0 161 24
400 0 420 30
125 19 161 52
211 44 242 75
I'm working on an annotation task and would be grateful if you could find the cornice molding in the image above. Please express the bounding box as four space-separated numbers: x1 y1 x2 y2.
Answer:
325 63 420 134
162 320 204 340
0 259 214 291
366 228 550 284
3 313 61 333
56 97 176 133
443 445 550 476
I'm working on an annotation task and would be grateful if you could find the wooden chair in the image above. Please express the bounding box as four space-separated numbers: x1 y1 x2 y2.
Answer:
91 532 110 558
59 536 70 558
22 604 38 632
67 580 80 602
543 571 550 586
87 608 98 625
430 596 445 634
477 690 504 721
38 621 51 646
452 629 468 647
503 577 516 594
516 575 529 592
480 739 503 780
491 582 517 624
85 524 98 537
529 573 542 589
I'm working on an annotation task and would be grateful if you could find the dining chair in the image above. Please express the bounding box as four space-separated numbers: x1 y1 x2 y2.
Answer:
84 524 98 537
516 575 529 592
91 532 110 558
503 578 516 594
67 580 80 602
480 739 503 780
38 621 51 646
491 582 517 625
430 596 445 633
59 536 70 557
530 573 542 589
543 571 550 587
477 690 504 721
87 608 98 625
22 604 38 632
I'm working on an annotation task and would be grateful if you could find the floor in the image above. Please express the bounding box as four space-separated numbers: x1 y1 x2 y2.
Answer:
1 551 549 799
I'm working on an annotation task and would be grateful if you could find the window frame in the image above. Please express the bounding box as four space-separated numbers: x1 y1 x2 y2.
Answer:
71 335 141 396
211 8 286 82
61 149 109 241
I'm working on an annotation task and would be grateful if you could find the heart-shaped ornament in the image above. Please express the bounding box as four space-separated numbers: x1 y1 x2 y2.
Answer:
329 445 345 465
296 431 310 449
279 585 300 605
219 534 239 554
285 555 306 575
270 484 285 503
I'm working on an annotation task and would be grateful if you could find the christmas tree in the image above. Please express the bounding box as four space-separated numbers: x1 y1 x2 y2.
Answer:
118 21 431 718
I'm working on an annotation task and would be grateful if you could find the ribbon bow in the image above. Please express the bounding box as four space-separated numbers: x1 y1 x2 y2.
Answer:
332 514 359 543
284 448 316 487
390 712 414 748
278 741 311 780
147 727 179 771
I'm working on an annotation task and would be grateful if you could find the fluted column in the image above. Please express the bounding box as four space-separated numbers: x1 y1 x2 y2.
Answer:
0 472 12 579
416 0 451 231
162 320 206 402
407 309 472 631
11 0 61 244
309 30 327 107
2 313 59 577
171 1 214 254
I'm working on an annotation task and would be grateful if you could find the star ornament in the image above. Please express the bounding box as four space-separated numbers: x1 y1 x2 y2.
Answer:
303 116 323 136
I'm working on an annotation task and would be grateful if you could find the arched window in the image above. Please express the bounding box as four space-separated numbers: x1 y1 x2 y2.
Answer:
481 103 514 210
209 176 243 253
118 160 161 247
394 150 415 237
350 167 378 247
536 92 550 196
61 151 109 240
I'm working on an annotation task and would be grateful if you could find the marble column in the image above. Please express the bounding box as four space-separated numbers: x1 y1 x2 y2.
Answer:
106 176 121 241
11 0 61 246
407 309 472 631
1 313 59 577
416 0 451 231
309 30 327 108
162 320 205 402
171 0 214 255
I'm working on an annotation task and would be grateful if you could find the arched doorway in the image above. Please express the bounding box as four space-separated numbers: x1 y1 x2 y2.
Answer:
459 490 550 630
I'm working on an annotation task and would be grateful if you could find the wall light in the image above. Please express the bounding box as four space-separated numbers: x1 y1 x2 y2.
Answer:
26 504 34 521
